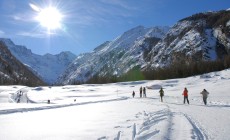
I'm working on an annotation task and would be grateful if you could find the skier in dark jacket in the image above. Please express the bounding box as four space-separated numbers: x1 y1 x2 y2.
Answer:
200 89 209 105
132 91 135 98
159 88 164 102
143 87 146 98
183 87 189 104
140 86 142 98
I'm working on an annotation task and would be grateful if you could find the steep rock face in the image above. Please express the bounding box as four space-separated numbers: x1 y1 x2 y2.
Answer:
147 10 230 68
56 26 170 84
0 39 76 84
0 41 45 86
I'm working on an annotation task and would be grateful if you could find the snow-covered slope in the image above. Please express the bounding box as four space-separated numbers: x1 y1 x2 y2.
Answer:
0 38 76 84
57 10 230 85
147 10 230 68
56 26 170 84
0 41 45 86
0 69 230 139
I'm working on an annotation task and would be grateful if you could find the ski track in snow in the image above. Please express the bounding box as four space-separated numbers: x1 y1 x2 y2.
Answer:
0 88 129 115
0 97 129 115
129 103 209 140
183 113 209 140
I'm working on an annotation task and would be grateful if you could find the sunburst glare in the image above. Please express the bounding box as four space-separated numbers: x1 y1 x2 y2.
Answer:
30 3 63 34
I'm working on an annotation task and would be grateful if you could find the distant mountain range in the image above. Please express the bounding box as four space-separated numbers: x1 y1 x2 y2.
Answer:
0 38 76 84
0 9 229 85
0 41 45 86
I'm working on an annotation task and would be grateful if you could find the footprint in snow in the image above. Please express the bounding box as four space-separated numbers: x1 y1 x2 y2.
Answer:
114 126 121 128
127 125 132 128
97 136 108 140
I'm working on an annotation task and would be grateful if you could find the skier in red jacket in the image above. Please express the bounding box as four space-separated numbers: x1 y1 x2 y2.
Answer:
183 87 189 104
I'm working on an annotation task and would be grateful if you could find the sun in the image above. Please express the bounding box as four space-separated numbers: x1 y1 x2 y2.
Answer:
30 3 63 32
36 7 62 30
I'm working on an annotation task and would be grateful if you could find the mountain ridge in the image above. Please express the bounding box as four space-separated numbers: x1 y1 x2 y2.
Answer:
0 38 76 84
57 10 230 85
56 26 170 84
146 10 230 68
0 41 45 86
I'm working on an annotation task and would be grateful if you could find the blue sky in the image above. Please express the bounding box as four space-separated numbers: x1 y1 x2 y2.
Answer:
0 0 230 55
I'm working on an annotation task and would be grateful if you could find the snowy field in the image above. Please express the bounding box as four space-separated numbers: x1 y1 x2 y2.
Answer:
0 69 230 140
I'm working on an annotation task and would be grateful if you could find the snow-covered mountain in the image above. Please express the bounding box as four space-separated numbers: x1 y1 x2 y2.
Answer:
57 10 230 85
0 38 76 84
56 26 170 84
147 10 230 68
0 41 45 86
1 10 229 85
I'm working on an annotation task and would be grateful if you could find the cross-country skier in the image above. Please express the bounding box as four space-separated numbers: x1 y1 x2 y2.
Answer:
140 86 142 98
143 87 146 98
159 87 164 102
132 91 135 98
200 89 209 105
183 87 189 104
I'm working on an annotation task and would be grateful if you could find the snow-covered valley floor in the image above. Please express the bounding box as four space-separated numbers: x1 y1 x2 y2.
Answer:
0 69 230 140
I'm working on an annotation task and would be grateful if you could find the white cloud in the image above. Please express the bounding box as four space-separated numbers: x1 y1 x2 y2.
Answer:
0 30 5 35
10 13 34 23
64 0 138 27
29 3 41 12
17 31 57 38
16 29 65 38
100 0 137 10
17 32 44 38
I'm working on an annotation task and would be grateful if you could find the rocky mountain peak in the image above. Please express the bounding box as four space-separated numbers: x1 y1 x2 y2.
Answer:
0 38 76 84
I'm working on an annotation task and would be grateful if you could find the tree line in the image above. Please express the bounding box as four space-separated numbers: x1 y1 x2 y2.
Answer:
75 55 230 85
